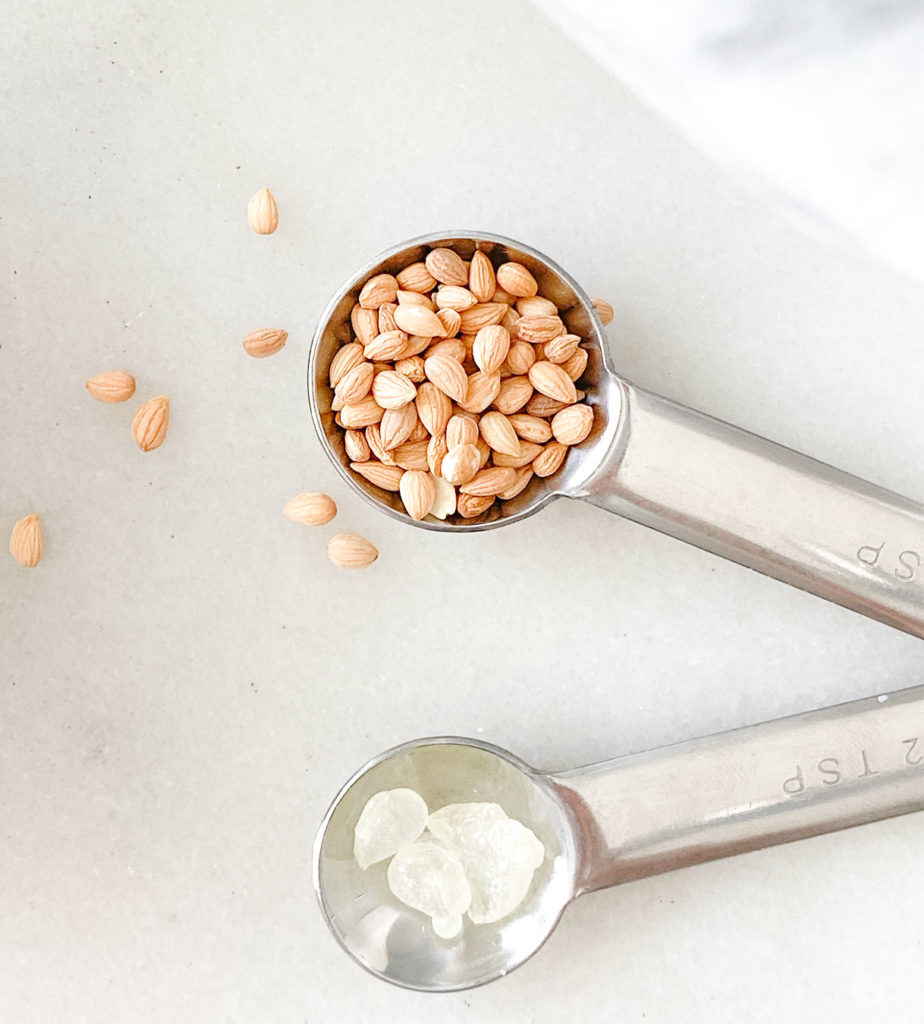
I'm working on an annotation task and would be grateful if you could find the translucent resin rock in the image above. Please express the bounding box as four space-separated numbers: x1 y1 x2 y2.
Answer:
386 837 472 933
427 802 545 924
353 788 428 869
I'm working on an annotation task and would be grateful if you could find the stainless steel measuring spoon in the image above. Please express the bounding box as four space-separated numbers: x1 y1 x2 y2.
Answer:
314 684 924 991
308 230 924 637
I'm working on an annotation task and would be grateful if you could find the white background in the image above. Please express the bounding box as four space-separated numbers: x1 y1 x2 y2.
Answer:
2 1 922 1021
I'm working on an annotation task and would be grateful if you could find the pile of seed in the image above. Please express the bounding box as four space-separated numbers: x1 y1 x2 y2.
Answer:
329 246 602 522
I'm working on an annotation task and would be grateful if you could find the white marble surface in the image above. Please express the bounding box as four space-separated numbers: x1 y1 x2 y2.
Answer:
1 1 922 1021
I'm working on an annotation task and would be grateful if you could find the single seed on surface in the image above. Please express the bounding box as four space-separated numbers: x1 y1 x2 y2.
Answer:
9 513 42 568
283 492 337 525
132 396 170 451
247 187 278 234
85 370 136 403
327 532 378 568
592 297 614 324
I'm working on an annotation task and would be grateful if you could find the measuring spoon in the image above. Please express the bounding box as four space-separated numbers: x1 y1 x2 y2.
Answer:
308 231 924 637
314 684 924 991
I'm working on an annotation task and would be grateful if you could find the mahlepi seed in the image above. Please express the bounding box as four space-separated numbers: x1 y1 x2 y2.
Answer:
353 788 428 869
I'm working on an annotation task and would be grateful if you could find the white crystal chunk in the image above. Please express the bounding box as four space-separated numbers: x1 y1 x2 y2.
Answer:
427 802 545 924
353 788 428 869
431 913 463 939
386 838 472 924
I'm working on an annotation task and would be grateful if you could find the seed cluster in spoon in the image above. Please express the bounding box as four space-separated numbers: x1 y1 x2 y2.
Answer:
353 788 545 939
329 246 596 523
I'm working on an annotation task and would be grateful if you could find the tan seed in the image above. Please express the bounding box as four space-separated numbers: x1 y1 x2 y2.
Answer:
394 304 446 338
425 247 468 286
533 441 568 478
394 439 431 472
424 354 468 403
85 370 136 403
330 342 365 388
396 262 438 293
377 303 399 334
426 338 466 363
247 187 278 234
9 513 42 567
458 302 507 334
496 262 538 298
446 413 478 449
351 304 379 348
526 392 567 418
358 274 398 309
350 461 403 491
328 532 378 569
436 308 462 338
492 441 543 468
441 444 481 486
515 296 558 317
379 403 418 450
284 492 337 526
562 347 589 382
435 286 477 311
395 356 426 383
493 376 533 415
344 429 371 462
408 418 429 443
473 325 510 375
243 328 288 358
427 433 448 476
544 333 581 364
372 370 416 410
516 315 564 343
475 436 491 468
339 395 384 428
479 411 522 457
508 413 553 443
592 297 614 325
529 361 577 405
365 423 397 465
505 340 536 375
132 396 170 451
459 466 516 497
497 466 534 501
399 470 437 520
457 493 494 518
501 306 520 334
492 286 516 305
363 330 408 362
469 250 496 303
552 404 594 445
396 290 435 309
415 382 451 436
400 334 433 358
456 371 500 414
334 361 374 405
456 493 493 518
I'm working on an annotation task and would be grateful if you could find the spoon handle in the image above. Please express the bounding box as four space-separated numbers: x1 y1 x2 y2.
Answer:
578 381 924 637
551 685 924 894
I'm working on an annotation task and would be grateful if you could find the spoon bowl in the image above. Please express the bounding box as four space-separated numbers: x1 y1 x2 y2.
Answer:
308 230 623 531
312 737 578 991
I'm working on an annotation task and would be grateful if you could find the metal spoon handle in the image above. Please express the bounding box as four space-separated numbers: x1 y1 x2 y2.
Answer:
552 685 924 894
578 382 924 638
